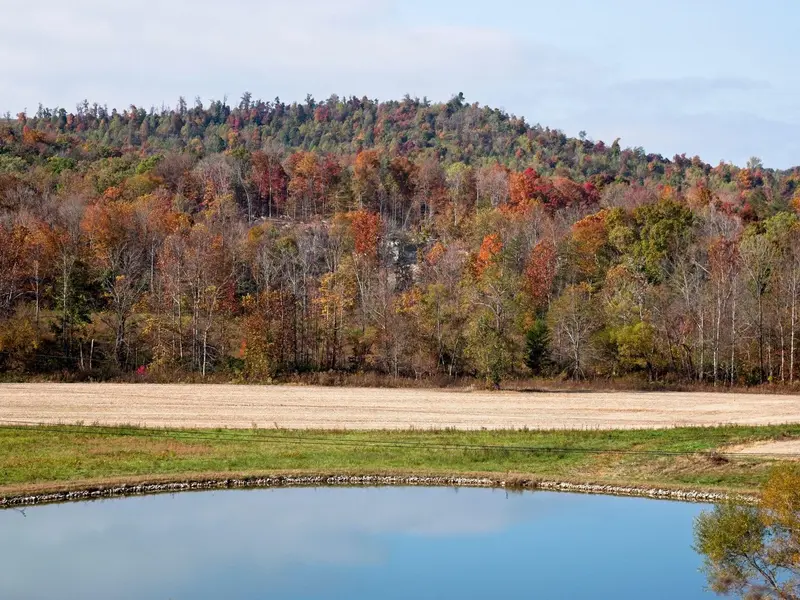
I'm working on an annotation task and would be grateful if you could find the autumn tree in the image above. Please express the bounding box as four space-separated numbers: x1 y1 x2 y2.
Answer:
241 292 280 380
158 200 239 376
351 150 382 212
414 156 447 219
601 265 661 378
82 201 148 368
47 196 93 361
761 213 800 383
476 163 509 208
0 223 28 319
708 238 741 384
250 149 287 218
508 168 544 213
350 210 382 260
386 156 417 226
548 283 600 379
524 239 558 311
566 209 615 284
466 233 523 387
740 227 777 383
417 242 470 377
0 223 39 370
445 162 475 226
695 466 800 600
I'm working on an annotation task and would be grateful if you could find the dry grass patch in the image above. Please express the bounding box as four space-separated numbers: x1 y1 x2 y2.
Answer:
79 437 212 458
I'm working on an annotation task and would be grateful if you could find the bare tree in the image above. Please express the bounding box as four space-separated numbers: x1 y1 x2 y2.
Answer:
740 233 776 382
548 283 599 379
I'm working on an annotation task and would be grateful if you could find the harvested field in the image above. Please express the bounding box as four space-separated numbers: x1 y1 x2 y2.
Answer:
727 439 800 457
2 383 800 431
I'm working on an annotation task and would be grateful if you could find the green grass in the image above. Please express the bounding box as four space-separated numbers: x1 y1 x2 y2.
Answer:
2 424 800 496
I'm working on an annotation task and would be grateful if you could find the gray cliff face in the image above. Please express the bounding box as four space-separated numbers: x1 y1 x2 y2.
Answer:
385 234 419 292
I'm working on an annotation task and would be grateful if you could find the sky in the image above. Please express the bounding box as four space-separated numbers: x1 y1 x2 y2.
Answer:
2 0 798 168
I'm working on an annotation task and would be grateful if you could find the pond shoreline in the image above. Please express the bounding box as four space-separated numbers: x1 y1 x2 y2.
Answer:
0 474 750 508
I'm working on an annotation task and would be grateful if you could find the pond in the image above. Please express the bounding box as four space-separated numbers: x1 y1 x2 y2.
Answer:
0 487 713 599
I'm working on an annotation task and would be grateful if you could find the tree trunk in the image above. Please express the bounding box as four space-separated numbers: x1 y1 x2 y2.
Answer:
202 329 208 377
791 290 796 384
116 315 126 368
61 257 69 351
779 321 785 383
730 295 736 387
33 260 40 341
713 297 721 385
758 293 765 383
699 309 705 383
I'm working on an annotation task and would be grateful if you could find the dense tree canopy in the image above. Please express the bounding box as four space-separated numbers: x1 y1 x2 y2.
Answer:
2 92 800 384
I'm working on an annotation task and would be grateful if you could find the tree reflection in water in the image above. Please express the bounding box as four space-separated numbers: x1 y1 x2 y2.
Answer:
695 466 800 599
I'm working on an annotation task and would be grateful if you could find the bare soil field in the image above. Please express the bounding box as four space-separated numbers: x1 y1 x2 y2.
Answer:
2 383 800 431
726 440 800 457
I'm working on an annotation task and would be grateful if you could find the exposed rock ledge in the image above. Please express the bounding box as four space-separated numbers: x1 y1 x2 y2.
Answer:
1 475 751 508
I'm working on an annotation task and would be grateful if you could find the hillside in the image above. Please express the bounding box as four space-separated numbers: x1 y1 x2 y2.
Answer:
1 93 800 385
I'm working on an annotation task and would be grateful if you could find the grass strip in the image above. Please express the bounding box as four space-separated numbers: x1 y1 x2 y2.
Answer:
2 424 800 497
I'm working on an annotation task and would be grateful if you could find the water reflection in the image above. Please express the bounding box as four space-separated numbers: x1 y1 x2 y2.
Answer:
0 487 711 599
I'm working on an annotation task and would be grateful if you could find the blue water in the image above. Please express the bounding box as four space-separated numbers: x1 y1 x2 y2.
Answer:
0 487 713 599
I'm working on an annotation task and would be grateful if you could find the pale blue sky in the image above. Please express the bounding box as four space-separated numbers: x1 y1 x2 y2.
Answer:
2 0 797 167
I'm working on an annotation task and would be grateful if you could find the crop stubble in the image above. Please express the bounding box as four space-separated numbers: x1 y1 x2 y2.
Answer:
2 384 800 434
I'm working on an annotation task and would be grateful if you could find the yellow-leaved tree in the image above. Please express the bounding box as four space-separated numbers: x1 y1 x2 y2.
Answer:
695 465 800 599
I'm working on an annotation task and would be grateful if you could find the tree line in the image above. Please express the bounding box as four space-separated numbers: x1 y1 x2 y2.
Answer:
1 93 800 385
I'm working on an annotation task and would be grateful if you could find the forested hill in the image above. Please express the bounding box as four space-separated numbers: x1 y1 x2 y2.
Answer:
2 93 800 386
5 93 799 189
